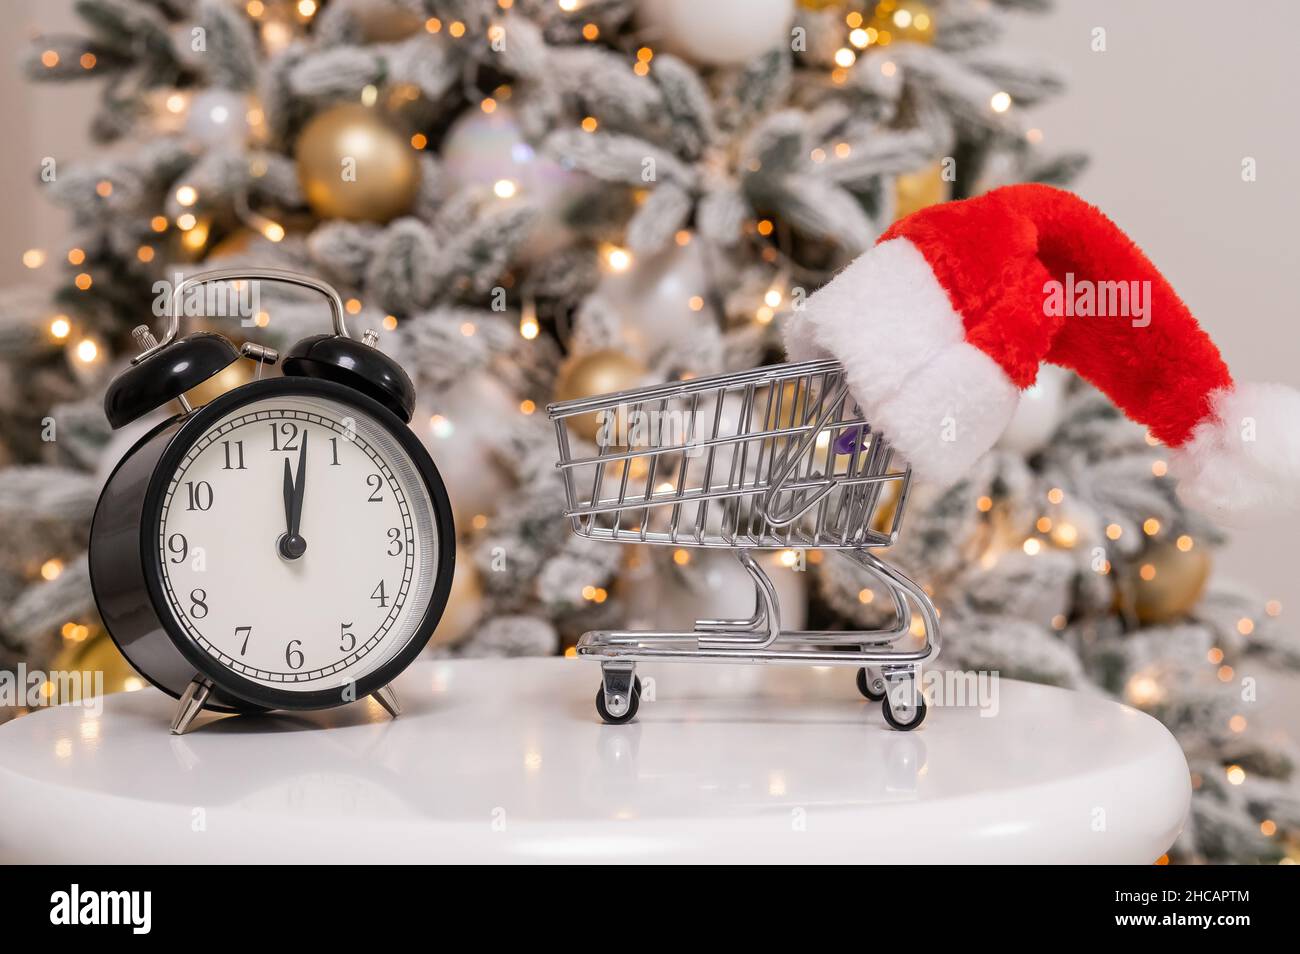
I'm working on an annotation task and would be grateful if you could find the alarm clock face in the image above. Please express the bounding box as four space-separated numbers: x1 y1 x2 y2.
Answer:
146 380 451 707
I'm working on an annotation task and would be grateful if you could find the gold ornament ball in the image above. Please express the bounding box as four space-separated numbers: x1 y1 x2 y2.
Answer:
431 557 483 647
554 350 648 442
185 359 254 407
354 1 426 42
295 104 421 223
1124 541 1212 625
206 228 257 261
893 161 949 221
52 628 141 697
869 0 937 46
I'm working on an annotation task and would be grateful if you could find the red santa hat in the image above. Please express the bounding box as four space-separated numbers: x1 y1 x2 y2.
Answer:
785 183 1300 522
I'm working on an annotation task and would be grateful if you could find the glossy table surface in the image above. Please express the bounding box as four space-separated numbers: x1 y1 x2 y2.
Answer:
0 658 1189 863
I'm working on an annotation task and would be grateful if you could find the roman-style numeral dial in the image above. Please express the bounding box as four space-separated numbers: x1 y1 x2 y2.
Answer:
157 395 439 691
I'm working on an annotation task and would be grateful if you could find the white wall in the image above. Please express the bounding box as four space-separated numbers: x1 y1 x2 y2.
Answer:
1000 0 1300 617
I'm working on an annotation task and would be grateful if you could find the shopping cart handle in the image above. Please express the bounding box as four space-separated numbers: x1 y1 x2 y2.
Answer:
760 379 851 528
762 480 837 527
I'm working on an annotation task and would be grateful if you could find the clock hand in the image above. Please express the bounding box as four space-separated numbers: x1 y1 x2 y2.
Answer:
290 431 307 538
278 433 308 561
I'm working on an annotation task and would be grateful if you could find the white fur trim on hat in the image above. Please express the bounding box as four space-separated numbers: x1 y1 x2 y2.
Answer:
785 238 1019 484
1171 383 1300 524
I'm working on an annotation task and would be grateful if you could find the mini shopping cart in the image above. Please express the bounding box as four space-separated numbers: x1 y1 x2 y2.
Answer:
548 359 939 730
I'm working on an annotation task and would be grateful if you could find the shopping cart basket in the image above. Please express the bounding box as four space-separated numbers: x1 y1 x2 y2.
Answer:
548 359 939 730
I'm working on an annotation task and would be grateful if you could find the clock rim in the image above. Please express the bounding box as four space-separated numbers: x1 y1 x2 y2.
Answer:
139 376 456 711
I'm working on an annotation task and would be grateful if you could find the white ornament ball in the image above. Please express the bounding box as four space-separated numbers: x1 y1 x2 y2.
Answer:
997 364 1069 455
636 0 794 67
587 239 714 362
416 373 515 525
621 549 806 633
440 106 583 260
185 89 252 145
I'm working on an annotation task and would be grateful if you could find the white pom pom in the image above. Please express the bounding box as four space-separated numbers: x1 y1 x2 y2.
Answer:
1171 383 1300 524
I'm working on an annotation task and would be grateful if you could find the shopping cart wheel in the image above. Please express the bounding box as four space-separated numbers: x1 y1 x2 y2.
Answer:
595 676 642 725
881 680 926 731
855 667 886 702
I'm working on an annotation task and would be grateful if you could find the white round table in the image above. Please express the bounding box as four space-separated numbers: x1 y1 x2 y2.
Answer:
0 658 1189 863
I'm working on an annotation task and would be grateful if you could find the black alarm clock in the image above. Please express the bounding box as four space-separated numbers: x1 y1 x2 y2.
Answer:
89 267 455 734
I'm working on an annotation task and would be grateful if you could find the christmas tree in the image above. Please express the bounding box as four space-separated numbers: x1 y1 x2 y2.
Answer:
4 0 1294 862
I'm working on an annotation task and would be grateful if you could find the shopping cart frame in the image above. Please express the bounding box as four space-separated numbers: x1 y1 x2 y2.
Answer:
548 359 939 730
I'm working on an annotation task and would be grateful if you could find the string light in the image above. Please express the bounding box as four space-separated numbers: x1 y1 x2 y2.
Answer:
1237 617 1255 636
581 115 598 132
673 549 690 566
75 338 99 362
80 53 96 70
261 220 286 242
96 180 113 198
1023 538 1041 555
1266 599 1282 617
1105 523 1122 540
493 178 517 198
520 399 536 415
425 17 442 32
382 315 398 330
833 47 856 68
297 0 317 17
1176 534 1193 551
74 273 93 290
345 298 363 315
1217 664 1234 682
448 20 466 38
1139 563 1156 581
990 91 1012 113
1152 459 1167 477
246 1 265 16
1047 487 1064 504
756 218 774 236
41 49 59 68
49 316 71 340
601 244 631 272
481 97 498 114
410 133 428 149
22 248 45 269
151 215 168 232
1229 714 1247 733
1142 517 1160 536
137 246 155 262
779 549 800 567
472 514 489 530
40 558 64 581
858 588 875 604
582 23 599 40
1225 764 1246 785
688 295 704 312
181 218 209 251
849 28 871 48
67 248 85 265
976 496 993 512
674 229 692 246
1207 647 1224 665
360 84 378 107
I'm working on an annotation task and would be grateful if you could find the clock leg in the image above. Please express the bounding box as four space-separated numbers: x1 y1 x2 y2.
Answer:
371 683 401 719
170 677 213 735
